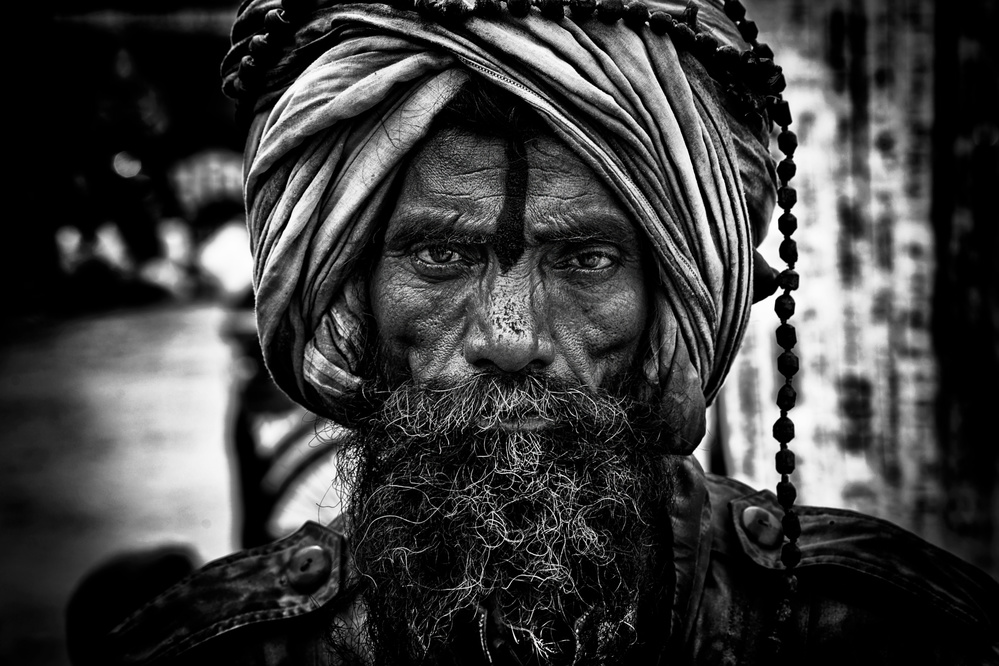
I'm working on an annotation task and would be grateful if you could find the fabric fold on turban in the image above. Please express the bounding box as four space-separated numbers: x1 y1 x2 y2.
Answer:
230 0 776 434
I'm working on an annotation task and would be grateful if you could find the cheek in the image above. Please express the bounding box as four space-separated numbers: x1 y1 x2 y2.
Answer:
370 260 468 376
592 292 647 349
555 275 648 382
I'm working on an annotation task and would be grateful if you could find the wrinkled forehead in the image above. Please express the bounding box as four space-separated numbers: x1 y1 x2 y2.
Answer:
386 124 640 251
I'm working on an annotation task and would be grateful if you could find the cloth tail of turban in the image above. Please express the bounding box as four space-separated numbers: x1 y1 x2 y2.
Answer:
225 0 779 454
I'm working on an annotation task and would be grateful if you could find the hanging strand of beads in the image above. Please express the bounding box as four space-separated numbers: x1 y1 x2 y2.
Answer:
769 90 801 661
716 0 803 659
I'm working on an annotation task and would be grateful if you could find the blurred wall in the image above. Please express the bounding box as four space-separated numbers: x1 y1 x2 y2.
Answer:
712 0 998 578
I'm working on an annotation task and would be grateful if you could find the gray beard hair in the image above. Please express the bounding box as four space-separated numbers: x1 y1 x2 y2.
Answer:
332 373 680 666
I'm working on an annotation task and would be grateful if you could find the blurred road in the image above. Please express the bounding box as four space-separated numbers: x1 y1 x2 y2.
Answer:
0 303 236 665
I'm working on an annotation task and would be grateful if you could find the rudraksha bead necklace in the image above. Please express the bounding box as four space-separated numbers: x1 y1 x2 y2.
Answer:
230 0 803 657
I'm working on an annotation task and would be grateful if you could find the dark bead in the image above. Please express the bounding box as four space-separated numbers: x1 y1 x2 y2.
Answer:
773 415 795 443
414 0 436 15
763 63 785 87
778 211 797 235
596 0 623 23
693 32 719 58
738 18 758 42
671 22 696 48
769 98 792 127
775 293 795 321
770 70 787 93
777 480 797 508
714 45 741 71
724 0 746 21
508 0 532 17
427 0 457 16
440 0 475 18
756 58 781 86
781 541 802 568
776 383 797 410
680 3 698 28
776 157 796 183
539 0 564 19
750 56 783 80
623 2 650 28
777 129 798 156
264 8 291 33
777 186 797 210
569 0 596 20
779 238 798 265
782 510 801 540
775 322 796 349
754 42 774 59
477 0 503 15
775 449 796 474
777 269 799 291
778 350 799 377
740 48 761 71
648 10 671 34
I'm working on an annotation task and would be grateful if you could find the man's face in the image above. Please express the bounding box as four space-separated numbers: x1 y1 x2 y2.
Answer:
343 124 677 666
370 125 650 394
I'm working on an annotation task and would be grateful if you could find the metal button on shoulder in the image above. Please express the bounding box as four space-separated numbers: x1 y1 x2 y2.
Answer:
287 544 332 593
741 506 784 549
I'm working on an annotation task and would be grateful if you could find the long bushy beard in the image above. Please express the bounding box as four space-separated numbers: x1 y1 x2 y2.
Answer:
336 373 680 666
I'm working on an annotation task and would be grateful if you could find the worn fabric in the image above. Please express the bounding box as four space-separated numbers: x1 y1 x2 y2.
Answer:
222 0 777 426
85 461 999 665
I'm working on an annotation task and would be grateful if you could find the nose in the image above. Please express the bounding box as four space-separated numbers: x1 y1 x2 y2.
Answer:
463 274 556 374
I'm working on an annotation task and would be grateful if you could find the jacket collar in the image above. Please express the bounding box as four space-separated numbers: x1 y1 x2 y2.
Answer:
664 456 714 657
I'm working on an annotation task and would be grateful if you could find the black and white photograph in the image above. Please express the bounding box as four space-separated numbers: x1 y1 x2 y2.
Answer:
4 0 997 663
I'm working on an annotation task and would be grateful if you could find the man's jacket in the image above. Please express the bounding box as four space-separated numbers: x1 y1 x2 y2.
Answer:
79 461 999 665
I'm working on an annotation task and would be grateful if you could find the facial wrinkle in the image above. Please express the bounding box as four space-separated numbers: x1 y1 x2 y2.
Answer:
494 135 528 272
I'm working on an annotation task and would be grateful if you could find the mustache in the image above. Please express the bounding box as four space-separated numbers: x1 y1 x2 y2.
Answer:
363 371 673 446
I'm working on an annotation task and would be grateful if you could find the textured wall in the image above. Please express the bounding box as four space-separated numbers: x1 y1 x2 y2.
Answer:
708 0 997 578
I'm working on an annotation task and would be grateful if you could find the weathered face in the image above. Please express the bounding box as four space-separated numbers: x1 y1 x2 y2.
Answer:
352 125 679 665
370 126 649 393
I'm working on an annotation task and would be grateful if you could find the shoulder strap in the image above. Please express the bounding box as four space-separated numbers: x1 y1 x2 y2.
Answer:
704 474 999 635
103 521 348 664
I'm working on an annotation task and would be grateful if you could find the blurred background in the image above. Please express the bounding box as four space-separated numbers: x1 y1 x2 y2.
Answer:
2 0 996 663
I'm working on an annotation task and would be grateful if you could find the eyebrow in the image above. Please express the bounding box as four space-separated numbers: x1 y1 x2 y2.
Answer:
383 209 639 250
383 213 492 252
532 216 638 245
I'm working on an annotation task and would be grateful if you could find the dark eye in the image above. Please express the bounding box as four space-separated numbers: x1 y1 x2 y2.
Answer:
561 250 617 271
415 245 462 265
410 244 480 279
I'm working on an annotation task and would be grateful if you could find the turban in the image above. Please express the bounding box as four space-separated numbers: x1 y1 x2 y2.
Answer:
222 0 779 447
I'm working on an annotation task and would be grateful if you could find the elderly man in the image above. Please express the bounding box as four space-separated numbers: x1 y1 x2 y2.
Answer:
79 0 998 664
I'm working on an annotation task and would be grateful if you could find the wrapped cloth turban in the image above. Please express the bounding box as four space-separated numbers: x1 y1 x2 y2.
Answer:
222 0 779 450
